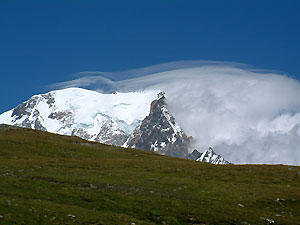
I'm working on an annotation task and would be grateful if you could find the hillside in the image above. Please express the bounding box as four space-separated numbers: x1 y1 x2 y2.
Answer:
0 125 300 224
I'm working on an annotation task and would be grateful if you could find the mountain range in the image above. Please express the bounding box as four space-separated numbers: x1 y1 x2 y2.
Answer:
0 88 230 164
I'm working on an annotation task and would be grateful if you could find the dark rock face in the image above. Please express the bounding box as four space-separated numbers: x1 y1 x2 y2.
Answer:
48 111 73 131
42 93 55 107
127 92 191 158
33 118 47 131
71 128 93 140
48 111 72 121
11 97 47 131
188 149 202 160
12 98 37 121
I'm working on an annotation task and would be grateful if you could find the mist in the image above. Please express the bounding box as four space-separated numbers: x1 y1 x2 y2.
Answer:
51 61 300 165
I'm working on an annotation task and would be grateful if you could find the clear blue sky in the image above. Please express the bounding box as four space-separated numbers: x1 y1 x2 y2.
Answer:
1 0 300 113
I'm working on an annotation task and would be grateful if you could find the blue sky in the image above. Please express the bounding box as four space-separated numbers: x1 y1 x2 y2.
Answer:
1 0 300 113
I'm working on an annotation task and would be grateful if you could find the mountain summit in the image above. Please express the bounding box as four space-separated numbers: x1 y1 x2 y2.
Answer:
125 92 192 158
189 148 231 164
0 88 230 164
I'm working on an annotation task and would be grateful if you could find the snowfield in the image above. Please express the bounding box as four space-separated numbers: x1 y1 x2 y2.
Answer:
0 88 159 138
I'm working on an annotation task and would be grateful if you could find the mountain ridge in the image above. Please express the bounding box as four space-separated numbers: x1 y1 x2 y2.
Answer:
0 87 230 164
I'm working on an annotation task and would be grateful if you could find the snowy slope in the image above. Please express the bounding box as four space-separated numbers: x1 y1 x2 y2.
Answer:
0 88 158 144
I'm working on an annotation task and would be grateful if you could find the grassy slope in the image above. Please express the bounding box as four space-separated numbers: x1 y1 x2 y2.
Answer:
0 125 300 225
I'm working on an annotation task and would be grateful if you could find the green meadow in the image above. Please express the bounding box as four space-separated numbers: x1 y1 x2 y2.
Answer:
0 124 299 225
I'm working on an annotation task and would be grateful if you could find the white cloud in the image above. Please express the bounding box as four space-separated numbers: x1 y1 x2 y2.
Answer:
51 61 300 165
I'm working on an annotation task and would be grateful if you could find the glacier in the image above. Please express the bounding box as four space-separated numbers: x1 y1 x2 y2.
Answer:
0 88 158 141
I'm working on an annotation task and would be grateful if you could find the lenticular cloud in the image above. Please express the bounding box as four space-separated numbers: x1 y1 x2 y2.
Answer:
52 61 300 165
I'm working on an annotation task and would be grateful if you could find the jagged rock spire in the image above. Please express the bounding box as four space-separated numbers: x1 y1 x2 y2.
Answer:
126 91 191 158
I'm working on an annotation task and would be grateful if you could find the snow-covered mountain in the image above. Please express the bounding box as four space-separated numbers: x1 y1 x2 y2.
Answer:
189 148 231 165
0 88 157 143
0 87 230 164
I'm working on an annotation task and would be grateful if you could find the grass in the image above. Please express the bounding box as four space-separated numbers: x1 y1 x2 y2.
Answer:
0 124 300 224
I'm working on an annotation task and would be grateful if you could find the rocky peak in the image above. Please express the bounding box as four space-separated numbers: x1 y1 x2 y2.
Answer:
150 92 166 113
188 149 202 160
126 92 191 158
190 147 231 164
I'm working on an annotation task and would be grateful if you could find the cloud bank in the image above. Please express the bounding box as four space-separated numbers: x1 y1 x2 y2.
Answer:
51 61 300 165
